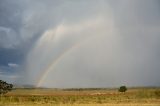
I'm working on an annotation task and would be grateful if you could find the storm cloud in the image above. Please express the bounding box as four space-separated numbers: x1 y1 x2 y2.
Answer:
0 0 160 88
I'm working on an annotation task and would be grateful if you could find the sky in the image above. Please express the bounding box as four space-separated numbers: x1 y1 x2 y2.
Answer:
0 0 160 88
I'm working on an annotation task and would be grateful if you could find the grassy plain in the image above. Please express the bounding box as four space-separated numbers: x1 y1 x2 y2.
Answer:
0 87 160 106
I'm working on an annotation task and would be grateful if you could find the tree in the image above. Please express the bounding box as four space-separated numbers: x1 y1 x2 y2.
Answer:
0 80 13 95
118 86 127 92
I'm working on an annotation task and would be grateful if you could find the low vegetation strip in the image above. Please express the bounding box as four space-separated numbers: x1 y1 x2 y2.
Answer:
0 88 159 105
0 104 160 106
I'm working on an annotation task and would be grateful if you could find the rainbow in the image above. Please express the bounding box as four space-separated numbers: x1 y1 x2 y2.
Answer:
36 36 91 87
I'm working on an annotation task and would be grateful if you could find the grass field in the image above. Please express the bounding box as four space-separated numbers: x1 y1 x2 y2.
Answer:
0 87 160 106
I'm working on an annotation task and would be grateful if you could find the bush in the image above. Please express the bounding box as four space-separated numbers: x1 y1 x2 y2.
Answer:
155 90 160 97
0 80 13 95
118 86 127 92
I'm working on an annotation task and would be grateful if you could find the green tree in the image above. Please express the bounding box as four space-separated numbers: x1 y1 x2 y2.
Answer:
0 80 13 95
118 86 127 92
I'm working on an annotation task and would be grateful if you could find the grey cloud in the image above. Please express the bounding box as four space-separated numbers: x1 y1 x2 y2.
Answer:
0 26 19 48
0 0 160 87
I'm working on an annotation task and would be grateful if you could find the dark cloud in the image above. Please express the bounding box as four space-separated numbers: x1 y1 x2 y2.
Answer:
0 0 23 30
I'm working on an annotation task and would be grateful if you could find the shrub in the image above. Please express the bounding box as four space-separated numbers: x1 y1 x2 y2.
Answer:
118 86 127 92
154 90 160 97
0 80 13 95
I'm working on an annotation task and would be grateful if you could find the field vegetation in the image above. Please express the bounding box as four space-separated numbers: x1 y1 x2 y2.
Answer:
0 87 160 106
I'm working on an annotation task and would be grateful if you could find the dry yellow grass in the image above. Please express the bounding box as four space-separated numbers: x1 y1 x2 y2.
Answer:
0 103 160 106
0 88 159 106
